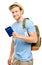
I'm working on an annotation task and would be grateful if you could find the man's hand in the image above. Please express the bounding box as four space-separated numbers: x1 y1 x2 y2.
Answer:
12 32 21 38
8 57 12 65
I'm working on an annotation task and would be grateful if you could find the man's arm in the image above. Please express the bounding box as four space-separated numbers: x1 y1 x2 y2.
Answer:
19 32 37 43
12 31 37 43
9 37 14 58
8 37 14 65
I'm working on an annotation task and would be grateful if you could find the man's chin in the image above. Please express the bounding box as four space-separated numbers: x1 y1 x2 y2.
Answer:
14 18 20 21
14 17 18 20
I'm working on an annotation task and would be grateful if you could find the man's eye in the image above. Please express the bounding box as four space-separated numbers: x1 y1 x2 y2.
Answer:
15 11 18 13
12 12 14 14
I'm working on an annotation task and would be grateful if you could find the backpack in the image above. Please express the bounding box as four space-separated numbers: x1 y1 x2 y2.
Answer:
22 18 41 51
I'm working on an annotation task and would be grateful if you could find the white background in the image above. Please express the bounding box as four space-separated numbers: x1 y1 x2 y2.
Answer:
0 0 42 65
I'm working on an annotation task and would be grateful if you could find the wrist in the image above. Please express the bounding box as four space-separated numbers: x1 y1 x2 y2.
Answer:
9 55 12 59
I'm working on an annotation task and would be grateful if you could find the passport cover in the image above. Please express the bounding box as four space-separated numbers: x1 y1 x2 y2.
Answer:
5 26 13 37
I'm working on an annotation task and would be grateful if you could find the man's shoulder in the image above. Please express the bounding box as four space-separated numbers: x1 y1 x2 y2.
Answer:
25 19 34 26
12 22 17 26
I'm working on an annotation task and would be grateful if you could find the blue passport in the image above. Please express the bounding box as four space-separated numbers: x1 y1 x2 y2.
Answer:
5 26 13 37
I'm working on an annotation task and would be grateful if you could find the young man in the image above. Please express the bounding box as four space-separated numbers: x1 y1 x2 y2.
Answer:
8 2 37 65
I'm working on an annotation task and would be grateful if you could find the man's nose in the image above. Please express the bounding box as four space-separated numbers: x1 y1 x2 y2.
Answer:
13 12 17 16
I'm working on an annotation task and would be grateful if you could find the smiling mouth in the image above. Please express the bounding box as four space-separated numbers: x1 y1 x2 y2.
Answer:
13 15 16 17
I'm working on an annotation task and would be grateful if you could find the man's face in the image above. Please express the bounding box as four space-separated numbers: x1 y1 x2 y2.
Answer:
11 6 22 20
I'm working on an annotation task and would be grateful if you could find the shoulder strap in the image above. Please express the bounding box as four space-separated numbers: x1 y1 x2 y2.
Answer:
23 18 29 29
22 18 30 36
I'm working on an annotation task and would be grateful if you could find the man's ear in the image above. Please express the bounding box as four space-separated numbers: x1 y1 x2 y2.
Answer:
21 10 24 14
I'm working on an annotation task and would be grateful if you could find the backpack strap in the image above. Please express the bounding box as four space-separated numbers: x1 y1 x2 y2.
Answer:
23 18 29 29
22 18 30 36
